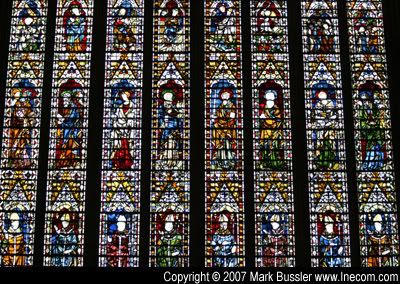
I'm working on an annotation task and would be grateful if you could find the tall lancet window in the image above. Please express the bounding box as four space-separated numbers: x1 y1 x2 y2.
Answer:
43 0 93 267
204 0 245 268
0 0 48 267
98 0 144 268
149 0 191 267
251 0 295 267
346 0 399 267
301 0 351 267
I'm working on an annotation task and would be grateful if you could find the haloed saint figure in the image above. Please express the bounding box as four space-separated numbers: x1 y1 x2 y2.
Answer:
353 11 379 54
159 0 184 45
311 81 340 171
106 214 130 267
258 81 286 171
317 210 345 267
211 213 238 267
210 0 236 51
16 0 44 51
113 0 138 51
55 79 84 169
261 212 289 267
307 11 335 53
211 86 238 170
63 1 88 52
157 81 184 169
0 212 29 266
365 210 393 267
110 81 136 170
50 209 79 267
156 213 183 267
357 82 386 171
8 80 37 169
255 0 284 52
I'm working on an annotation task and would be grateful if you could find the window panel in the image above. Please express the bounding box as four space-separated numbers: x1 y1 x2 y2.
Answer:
43 0 94 267
346 0 399 267
251 0 295 268
0 0 48 267
301 0 351 267
97 0 144 268
149 0 191 267
204 0 245 268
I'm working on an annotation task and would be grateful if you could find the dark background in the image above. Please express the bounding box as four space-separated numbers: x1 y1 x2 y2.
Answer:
0 0 399 270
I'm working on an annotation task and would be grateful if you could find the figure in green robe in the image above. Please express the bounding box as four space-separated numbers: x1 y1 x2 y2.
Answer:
358 82 386 170
156 214 183 267
315 132 338 171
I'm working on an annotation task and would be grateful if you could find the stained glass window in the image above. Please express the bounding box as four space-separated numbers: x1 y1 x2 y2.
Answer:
98 0 144 268
1 0 400 270
301 0 351 267
346 0 399 267
0 0 48 267
42 0 93 267
204 0 245 268
251 0 295 267
149 0 190 268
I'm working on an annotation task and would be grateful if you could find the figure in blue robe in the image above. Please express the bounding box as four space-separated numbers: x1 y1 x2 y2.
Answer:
211 214 238 267
50 210 79 267
56 79 83 168
210 0 235 51
63 1 87 52
319 234 344 267
318 212 345 267
160 0 184 44
157 80 184 167
358 82 386 170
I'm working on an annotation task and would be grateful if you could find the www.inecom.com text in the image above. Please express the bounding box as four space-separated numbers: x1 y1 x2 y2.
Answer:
163 271 399 284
